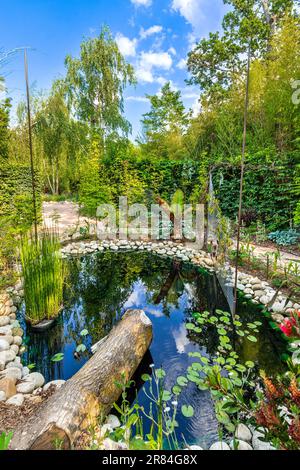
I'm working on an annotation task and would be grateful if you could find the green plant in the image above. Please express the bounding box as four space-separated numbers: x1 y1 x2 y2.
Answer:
0 431 13 450
20 229 66 325
108 369 179 450
181 309 300 450
268 230 299 246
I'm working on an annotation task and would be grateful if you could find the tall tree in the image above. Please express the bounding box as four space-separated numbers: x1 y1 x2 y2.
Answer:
64 26 136 142
140 82 189 159
187 0 297 100
34 82 88 194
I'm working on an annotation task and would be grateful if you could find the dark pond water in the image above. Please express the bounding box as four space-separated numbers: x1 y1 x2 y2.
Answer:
19 251 286 448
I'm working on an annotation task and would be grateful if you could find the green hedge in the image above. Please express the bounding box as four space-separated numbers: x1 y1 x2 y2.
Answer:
213 164 296 231
0 160 42 228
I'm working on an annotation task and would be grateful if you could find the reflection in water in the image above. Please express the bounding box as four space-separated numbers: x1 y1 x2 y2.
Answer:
19 251 285 448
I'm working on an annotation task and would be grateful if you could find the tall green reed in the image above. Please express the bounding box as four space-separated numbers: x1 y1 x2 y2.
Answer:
20 229 65 325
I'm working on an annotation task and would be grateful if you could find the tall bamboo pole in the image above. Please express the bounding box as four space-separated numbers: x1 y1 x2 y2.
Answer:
233 43 251 319
24 49 38 242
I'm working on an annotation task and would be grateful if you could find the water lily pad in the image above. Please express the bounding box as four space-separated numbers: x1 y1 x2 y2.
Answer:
181 405 194 418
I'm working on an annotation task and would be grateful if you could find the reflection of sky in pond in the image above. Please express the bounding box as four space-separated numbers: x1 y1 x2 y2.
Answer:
19 251 286 449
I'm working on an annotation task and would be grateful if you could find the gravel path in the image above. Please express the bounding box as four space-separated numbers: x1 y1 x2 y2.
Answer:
43 201 96 236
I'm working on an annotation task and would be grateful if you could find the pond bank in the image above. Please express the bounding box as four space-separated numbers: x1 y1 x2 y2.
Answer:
0 237 295 450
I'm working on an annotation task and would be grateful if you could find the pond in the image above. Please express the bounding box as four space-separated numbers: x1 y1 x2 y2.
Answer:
19 250 286 448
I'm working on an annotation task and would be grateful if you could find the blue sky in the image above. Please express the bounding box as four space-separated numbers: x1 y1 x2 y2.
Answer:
0 0 226 139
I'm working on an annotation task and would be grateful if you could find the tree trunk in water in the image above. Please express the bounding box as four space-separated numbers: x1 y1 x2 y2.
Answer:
10 309 153 450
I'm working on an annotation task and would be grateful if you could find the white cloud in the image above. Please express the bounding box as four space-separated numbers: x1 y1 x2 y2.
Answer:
140 25 163 40
136 67 155 83
177 58 187 70
135 51 172 84
126 96 149 103
141 51 173 70
168 47 177 56
182 91 199 99
116 33 137 57
131 0 152 7
171 0 205 33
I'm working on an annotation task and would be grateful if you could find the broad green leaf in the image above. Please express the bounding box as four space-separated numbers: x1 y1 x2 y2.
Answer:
181 405 194 418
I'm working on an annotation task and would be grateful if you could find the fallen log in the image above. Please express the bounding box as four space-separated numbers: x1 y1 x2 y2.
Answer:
10 309 152 450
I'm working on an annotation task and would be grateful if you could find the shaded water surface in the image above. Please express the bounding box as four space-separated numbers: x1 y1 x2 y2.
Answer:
19 251 285 447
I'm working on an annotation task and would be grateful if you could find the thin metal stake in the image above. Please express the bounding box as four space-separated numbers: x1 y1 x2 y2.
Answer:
233 43 251 320
24 49 38 243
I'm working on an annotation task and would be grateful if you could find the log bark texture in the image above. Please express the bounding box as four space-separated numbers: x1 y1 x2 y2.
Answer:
10 309 152 450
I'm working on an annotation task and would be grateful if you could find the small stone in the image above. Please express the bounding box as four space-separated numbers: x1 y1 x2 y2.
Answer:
235 423 252 443
210 441 230 450
6 393 25 406
102 438 128 450
6 361 22 370
3 335 13 345
0 316 10 327
13 336 22 346
0 325 12 335
271 313 284 324
11 327 23 337
10 344 19 355
260 296 269 305
252 429 276 450
0 390 6 401
244 288 254 295
16 381 35 394
254 290 265 298
105 414 121 429
22 367 30 378
230 439 253 450
0 349 16 364
0 377 17 398
0 338 10 352
43 380 65 391
25 372 45 388
0 367 22 381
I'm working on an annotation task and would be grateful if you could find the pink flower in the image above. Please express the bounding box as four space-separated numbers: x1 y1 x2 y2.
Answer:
280 318 294 337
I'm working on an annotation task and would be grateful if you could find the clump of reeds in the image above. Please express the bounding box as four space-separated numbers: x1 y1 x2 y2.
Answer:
20 229 65 325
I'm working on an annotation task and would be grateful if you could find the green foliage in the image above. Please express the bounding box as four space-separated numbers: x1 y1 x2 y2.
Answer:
33 82 89 195
0 97 11 159
20 230 66 325
0 431 13 450
187 0 296 100
140 82 189 160
79 136 112 217
64 25 135 139
51 353 64 362
109 369 179 450
213 155 296 230
0 160 42 287
268 229 299 246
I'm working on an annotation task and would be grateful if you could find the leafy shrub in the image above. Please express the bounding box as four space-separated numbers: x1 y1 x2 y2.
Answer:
268 230 299 246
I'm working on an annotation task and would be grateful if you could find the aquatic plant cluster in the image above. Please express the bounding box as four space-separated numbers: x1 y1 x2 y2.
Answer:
99 308 300 451
19 230 65 325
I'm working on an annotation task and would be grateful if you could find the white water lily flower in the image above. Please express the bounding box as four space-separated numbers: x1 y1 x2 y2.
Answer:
172 401 178 406
164 407 171 413
150 364 155 368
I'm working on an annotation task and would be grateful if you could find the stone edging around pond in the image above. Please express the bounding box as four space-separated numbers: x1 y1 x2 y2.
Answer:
62 238 299 324
0 285 65 407
85 414 275 451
